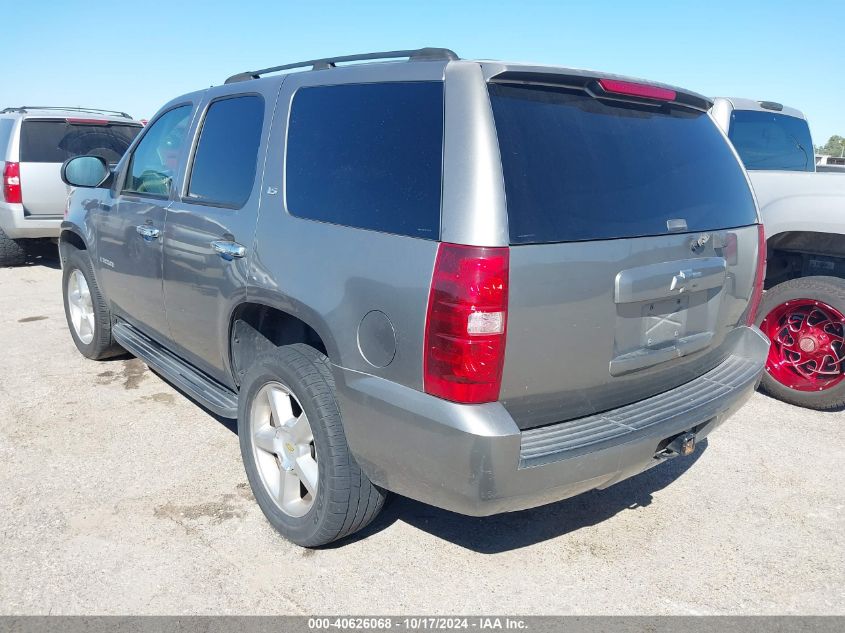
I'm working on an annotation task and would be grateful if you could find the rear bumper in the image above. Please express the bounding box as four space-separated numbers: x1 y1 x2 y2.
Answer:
333 326 769 516
0 202 62 239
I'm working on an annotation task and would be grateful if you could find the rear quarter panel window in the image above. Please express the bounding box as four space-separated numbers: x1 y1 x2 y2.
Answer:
20 120 141 163
285 82 443 239
0 119 15 157
489 84 758 244
187 95 265 208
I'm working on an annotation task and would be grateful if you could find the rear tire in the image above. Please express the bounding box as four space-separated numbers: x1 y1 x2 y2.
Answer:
238 344 386 547
0 227 26 267
756 276 845 410
62 248 123 360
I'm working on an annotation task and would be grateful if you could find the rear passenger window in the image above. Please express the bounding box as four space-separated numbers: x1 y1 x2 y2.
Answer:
187 95 264 207
285 82 443 239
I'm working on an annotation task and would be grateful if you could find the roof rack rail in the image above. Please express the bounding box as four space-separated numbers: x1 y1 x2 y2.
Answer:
224 47 459 84
0 106 133 119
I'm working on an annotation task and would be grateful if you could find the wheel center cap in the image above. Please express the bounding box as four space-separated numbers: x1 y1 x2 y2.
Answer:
799 336 817 353
284 442 295 454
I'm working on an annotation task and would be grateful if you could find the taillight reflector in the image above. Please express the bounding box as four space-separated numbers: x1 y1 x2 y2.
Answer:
746 224 767 326
3 162 22 204
598 79 676 101
424 243 509 404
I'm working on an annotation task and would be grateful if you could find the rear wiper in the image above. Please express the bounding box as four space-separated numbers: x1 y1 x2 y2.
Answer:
784 131 810 170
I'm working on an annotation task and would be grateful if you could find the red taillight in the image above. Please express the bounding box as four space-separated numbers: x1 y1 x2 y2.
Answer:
424 243 509 404
3 162 21 204
598 78 676 101
746 224 767 326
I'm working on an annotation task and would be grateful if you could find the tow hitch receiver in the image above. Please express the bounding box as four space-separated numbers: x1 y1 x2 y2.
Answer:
656 432 697 459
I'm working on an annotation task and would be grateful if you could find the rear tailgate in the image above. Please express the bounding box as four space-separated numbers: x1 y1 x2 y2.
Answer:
19 118 140 216
487 78 761 429
18 162 67 216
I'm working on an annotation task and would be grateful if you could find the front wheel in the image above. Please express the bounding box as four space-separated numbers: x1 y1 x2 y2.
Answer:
756 276 845 410
238 344 386 547
62 248 123 360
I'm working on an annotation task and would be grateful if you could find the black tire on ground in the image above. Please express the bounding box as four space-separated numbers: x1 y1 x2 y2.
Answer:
238 344 386 547
756 275 845 410
61 247 123 360
0 226 26 267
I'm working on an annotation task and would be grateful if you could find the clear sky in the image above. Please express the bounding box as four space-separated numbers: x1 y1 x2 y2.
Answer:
2 0 842 143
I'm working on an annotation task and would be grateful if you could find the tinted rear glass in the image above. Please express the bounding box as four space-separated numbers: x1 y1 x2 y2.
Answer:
728 110 814 172
489 84 758 244
20 120 141 163
187 95 264 208
286 82 443 239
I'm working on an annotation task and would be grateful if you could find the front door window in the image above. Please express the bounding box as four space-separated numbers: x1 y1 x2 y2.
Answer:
123 105 192 197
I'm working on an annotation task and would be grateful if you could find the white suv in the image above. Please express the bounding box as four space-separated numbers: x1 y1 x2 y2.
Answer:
0 106 142 266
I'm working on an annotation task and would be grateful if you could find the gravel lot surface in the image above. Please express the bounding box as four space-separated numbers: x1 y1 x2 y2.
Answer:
1 252 843 615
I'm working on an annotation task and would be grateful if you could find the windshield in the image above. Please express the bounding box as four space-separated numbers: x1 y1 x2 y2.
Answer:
727 110 814 172
489 83 758 244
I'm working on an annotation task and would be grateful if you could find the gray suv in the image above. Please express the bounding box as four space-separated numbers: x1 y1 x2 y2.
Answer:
59 48 770 546
0 107 142 266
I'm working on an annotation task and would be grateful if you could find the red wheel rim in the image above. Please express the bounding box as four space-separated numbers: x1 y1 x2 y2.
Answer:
760 299 845 392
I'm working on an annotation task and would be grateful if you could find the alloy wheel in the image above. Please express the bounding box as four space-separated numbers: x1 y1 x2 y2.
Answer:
249 381 318 518
761 299 845 392
67 269 95 345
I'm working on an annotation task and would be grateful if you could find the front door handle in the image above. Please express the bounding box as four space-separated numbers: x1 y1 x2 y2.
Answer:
136 225 161 241
211 240 247 261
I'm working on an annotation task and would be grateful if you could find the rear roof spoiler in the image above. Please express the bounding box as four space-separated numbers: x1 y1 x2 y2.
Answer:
486 69 713 111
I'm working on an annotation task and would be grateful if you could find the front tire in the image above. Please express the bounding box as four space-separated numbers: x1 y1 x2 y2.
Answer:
756 276 845 410
62 248 122 360
238 344 386 547
0 226 26 267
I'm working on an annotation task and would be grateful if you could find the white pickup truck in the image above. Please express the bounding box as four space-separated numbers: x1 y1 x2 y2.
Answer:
712 98 845 410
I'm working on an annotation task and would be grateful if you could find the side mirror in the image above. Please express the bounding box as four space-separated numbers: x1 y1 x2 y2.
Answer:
61 155 111 188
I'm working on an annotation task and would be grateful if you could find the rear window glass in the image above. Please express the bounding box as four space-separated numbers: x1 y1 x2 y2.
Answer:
20 120 141 164
187 95 264 208
286 82 443 239
489 84 758 244
728 110 814 172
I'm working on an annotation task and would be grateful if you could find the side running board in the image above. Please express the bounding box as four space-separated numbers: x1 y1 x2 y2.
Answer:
112 320 239 418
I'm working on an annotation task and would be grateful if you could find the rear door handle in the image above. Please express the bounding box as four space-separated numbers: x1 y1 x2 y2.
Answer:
211 240 247 261
136 225 161 240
